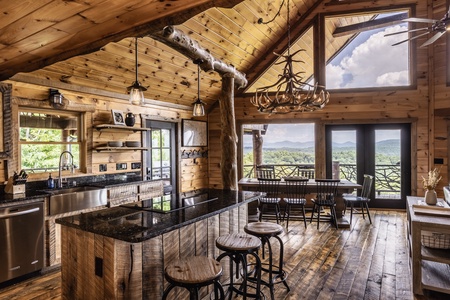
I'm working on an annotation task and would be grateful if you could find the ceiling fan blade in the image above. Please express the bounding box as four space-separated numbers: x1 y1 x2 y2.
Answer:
420 31 446 47
391 31 431 46
403 17 438 24
384 27 429 37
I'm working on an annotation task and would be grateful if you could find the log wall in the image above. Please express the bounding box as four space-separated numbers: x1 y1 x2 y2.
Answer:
5 81 206 193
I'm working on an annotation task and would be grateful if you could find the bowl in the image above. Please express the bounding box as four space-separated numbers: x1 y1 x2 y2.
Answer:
108 141 123 147
125 141 141 147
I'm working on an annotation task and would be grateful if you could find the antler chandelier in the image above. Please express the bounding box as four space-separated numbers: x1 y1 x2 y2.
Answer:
250 0 330 114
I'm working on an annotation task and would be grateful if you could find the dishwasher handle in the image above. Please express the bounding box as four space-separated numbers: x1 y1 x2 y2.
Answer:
0 207 40 219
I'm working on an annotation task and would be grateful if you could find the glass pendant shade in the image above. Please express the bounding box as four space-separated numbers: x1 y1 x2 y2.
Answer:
192 98 205 116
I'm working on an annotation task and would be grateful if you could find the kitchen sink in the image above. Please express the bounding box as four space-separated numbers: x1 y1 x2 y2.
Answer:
44 186 107 216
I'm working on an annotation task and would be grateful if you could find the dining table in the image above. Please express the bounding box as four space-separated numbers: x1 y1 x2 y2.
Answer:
238 178 361 228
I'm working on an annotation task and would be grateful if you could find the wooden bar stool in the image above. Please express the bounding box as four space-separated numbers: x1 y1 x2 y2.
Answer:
162 256 225 300
216 232 263 299
244 222 290 300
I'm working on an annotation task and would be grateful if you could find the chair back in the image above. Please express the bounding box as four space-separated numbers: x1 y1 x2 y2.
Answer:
257 178 281 198
315 179 340 204
298 169 315 179
256 165 275 179
285 177 309 199
360 174 374 199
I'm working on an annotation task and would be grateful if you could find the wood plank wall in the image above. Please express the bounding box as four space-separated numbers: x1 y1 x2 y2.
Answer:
5 81 205 193
208 0 450 198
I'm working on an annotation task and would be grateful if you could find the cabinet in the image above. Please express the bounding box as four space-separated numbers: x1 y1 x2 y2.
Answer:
407 196 450 295
93 124 150 152
107 184 139 207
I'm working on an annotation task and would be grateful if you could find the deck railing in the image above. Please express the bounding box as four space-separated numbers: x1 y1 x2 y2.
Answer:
243 163 401 199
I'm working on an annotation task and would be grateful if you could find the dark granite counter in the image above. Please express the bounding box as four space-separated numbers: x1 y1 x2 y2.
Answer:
56 189 262 243
0 190 48 207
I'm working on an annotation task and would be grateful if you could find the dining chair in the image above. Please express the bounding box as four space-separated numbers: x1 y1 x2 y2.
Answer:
343 174 374 225
283 177 309 229
256 165 275 179
257 178 282 223
310 179 340 229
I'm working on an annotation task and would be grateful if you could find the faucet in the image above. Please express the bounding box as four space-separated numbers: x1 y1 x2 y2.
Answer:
58 151 74 188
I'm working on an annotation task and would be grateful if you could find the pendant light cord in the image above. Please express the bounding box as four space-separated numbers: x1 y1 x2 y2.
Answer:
134 38 138 82
197 63 201 99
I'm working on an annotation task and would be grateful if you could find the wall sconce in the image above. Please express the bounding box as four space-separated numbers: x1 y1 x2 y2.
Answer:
49 89 63 107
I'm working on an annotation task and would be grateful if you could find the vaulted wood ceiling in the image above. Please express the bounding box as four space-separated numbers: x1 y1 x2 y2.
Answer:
0 0 414 111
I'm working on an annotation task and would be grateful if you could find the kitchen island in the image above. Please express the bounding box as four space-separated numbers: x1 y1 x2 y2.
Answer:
56 189 262 299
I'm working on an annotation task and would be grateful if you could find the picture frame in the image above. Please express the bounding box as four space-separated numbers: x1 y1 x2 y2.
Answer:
182 119 207 147
111 110 125 125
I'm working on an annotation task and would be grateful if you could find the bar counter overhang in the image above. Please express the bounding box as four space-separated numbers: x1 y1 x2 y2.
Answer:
56 189 262 299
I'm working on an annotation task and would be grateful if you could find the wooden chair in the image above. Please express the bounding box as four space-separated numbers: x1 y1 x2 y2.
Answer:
256 165 275 179
298 169 315 179
343 174 374 225
283 177 309 229
310 179 340 229
257 178 282 223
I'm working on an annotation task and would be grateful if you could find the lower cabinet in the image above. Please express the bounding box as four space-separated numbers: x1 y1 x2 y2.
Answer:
407 196 450 295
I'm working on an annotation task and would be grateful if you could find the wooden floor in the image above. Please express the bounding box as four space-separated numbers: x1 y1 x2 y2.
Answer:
0 210 448 299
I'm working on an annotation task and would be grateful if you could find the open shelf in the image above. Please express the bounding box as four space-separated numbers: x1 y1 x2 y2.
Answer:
94 124 150 132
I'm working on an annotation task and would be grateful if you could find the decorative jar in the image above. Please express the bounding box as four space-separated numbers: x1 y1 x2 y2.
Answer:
125 112 135 127
425 189 437 205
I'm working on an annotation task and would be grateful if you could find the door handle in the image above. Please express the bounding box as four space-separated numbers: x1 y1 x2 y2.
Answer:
0 207 40 219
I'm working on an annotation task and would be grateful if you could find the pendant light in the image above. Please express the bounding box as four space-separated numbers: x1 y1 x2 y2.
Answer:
127 37 147 106
192 59 205 116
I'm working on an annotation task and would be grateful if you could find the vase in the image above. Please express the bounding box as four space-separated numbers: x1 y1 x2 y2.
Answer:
125 112 135 127
425 189 437 205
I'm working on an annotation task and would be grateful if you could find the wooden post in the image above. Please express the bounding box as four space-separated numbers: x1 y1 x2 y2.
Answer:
252 130 263 177
220 74 238 190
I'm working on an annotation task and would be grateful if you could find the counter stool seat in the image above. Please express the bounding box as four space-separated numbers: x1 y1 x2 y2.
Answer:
162 256 225 300
244 222 290 300
216 233 263 299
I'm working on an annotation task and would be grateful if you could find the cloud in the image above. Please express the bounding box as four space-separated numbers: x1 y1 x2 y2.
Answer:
326 24 409 88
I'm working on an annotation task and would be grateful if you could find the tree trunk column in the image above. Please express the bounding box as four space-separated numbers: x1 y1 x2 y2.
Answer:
219 73 237 190
252 130 263 177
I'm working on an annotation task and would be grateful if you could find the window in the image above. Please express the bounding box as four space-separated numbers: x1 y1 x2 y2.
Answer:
325 9 411 89
242 123 315 178
19 108 82 174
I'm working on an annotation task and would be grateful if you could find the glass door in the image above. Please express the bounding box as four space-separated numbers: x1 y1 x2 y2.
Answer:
145 120 176 194
326 124 411 209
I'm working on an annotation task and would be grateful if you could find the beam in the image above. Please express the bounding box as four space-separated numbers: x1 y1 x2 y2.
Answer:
150 26 248 89
333 12 408 37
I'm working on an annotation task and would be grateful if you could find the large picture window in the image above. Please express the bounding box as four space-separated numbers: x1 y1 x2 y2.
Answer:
19 108 81 174
325 9 411 89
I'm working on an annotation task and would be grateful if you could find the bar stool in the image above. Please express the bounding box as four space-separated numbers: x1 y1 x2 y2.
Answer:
162 256 225 300
216 232 263 299
244 222 290 300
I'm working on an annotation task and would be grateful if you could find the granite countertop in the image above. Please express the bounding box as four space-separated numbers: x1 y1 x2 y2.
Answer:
56 189 263 243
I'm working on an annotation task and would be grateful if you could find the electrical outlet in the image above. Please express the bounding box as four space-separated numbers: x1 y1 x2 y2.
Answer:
116 163 127 170
99 164 107 172
131 162 141 169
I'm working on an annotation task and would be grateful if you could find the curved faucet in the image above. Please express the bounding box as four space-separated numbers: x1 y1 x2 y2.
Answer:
58 151 74 188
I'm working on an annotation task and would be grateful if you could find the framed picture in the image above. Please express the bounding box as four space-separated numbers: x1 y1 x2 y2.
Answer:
182 119 207 147
111 110 125 125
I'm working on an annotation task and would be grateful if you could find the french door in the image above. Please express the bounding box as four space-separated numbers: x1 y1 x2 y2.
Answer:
325 124 411 209
145 120 177 194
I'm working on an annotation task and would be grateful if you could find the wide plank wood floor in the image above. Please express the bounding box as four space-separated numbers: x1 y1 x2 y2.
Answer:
0 209 448 299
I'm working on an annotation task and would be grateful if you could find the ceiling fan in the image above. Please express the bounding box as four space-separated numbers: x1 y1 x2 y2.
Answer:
385 6 450 47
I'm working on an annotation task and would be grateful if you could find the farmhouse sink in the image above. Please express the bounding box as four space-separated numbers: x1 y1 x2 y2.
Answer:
45 186 107 216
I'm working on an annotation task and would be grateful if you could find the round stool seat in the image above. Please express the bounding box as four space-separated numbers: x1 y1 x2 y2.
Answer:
165 256 222 284
216 232 261 252
244 221 283 237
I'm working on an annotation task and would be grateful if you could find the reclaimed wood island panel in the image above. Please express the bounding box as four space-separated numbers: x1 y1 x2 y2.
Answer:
56 189 262 299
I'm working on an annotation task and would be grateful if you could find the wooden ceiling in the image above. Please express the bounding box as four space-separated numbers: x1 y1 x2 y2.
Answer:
0 0 417 111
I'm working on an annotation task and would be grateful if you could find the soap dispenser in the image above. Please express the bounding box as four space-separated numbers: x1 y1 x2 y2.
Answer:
47 173 54 189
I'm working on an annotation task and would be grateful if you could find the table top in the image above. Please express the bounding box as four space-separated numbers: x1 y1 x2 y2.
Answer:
56 189 262 243
238 178 361 189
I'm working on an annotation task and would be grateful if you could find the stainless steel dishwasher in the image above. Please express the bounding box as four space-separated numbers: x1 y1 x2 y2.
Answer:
0 201 44 284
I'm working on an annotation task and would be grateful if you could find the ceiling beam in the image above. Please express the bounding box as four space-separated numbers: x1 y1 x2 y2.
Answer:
332 12 408 37
0 0 245 82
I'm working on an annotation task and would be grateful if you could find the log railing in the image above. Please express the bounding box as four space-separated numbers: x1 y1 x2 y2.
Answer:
243 163 401 198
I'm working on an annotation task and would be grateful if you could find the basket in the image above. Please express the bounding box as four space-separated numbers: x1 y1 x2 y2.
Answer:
421 230 450 249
